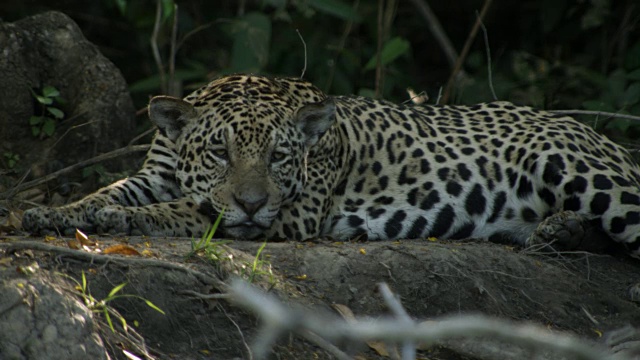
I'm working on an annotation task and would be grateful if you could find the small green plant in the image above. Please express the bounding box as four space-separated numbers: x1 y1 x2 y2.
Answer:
241 241 274 284
60 271 165 333
30 85 65 138
186 209 231 262
3 152 19 169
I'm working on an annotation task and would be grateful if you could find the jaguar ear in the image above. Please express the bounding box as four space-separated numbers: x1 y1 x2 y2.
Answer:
148 96 197 142
294 98 336 147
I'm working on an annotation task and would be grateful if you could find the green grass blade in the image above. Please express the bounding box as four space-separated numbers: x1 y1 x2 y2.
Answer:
107 282 127 299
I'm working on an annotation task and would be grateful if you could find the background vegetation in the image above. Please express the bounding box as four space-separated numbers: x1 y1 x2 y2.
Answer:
2 0 639 139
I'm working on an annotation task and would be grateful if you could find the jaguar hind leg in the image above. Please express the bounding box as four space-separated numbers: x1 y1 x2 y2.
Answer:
525 210 610 253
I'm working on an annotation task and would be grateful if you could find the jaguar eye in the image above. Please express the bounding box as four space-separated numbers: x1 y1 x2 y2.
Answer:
271 151 286 163
212 148 228 160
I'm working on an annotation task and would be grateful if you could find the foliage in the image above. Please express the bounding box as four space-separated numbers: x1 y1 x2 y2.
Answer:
29 85 65 138
3 0 639 141
240 241 274 284
186 209 230 262
59 270 165 333
2 152 19 169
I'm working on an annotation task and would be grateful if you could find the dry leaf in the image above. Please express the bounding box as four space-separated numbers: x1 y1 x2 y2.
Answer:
367 341 390 357
17 261 39 275
0 257 13 266
67 240 81 249
103 244 141 256
359 247 366 255
141 249 154 257
332 303 356 321
75 229 97 246
0 210 23 233
332 304 391 357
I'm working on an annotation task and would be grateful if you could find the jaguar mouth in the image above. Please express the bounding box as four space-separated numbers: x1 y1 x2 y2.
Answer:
223 220 270 239
226 220 269 229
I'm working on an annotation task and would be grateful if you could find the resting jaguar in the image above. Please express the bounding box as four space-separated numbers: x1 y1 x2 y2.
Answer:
22 74 640 256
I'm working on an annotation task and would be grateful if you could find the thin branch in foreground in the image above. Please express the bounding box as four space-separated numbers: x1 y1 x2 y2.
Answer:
549 110 640 123
229 279 624 360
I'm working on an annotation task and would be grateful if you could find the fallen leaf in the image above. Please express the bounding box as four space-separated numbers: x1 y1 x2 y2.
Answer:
103 244 141 256
332 304 391 357
332 303 356 321
141 249 154 257
75 229 97 246
427 237 437 242
17 261 39 275
0 210 23 233
0 257 13 266
295 274 307 280
67 240 81 249
367 341 390 357
359 247 366 255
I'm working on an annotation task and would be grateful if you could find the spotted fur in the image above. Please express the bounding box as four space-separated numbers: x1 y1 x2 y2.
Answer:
23 75 640 256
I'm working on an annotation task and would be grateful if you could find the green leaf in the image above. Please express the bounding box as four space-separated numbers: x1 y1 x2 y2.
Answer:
308 0 361 21
628 69 640 81
42 85 60 98
47 107 64 119
364 37 410 71
82 271 87 293
104 308 116 333
42 118 55 136
357 88 376 98
114 0 127 15
31 127 40 137
35 95 53 105
107 283 127 299
624 42 640 70
582 100 615 113
230 12 272 73
144 299 166 315
129 68 208 93
161 0 175 22
623 83 640 107
29 116 43 125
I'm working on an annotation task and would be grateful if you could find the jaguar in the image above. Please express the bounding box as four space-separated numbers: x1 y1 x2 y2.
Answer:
22 74 640 256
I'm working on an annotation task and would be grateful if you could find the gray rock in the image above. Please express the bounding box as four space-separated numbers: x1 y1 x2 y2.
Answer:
0 11 135 192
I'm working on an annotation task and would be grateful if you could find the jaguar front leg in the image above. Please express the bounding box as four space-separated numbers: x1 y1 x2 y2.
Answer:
95 198 212 237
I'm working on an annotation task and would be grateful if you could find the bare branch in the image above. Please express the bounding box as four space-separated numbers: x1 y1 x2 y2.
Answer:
441 0 493 104
374 0 384 98
296 29 307 79
168 2 179 96
408 0 458 69
151 0 167 94
230 279 624 360
550 110 640 123
0 145 150 200
477 10 497 100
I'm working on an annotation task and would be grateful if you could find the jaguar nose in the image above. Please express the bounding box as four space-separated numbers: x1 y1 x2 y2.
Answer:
234 194 268 217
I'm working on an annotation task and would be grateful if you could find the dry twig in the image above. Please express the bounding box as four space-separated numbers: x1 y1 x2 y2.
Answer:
229 279 624 360
408 0 458 69
0 145 150 200
441 0 493 104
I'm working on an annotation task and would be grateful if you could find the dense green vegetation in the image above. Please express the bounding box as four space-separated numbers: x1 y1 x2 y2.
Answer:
3 0 639 137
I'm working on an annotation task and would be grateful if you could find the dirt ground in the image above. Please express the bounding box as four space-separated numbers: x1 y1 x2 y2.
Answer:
1 232 639 360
